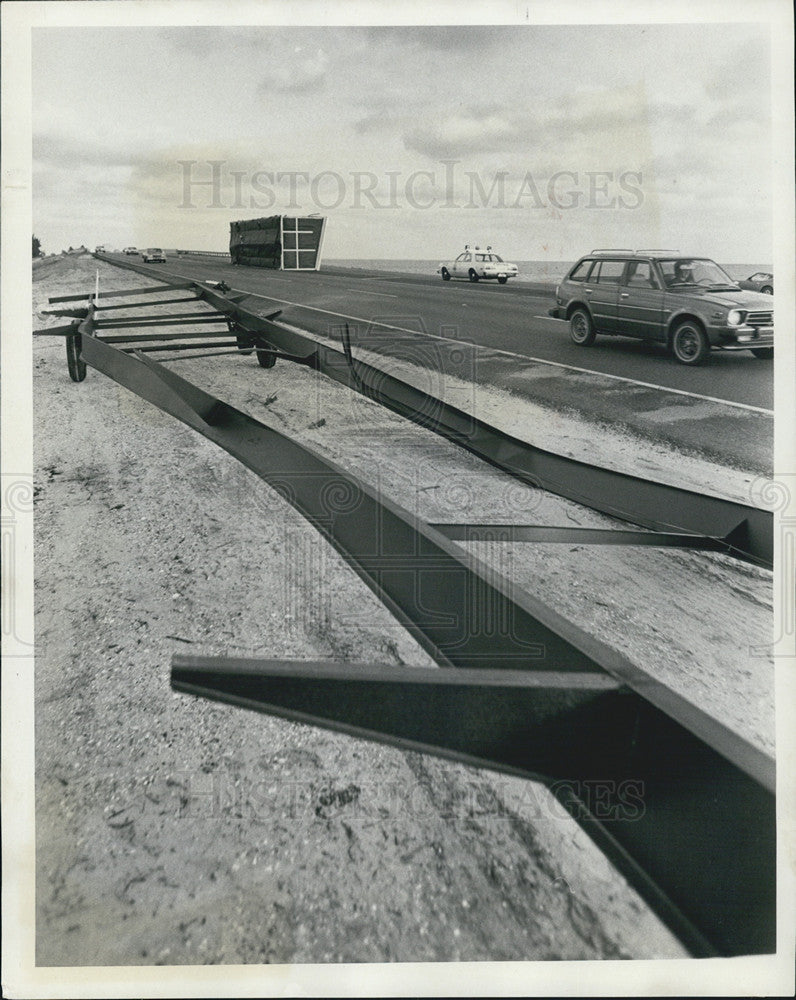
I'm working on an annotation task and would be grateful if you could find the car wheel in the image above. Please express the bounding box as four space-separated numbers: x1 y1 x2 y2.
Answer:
468 269 479 282
441 268 451 281
761 286 773 295
671 320 709 365
569 308 596 346
751 347 774 359
257 348 277 368
497 276 508 284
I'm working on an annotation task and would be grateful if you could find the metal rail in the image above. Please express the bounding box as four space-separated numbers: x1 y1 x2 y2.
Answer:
34 273 776 956
174 250 230 258
41 269 773 564
200 278 774 566
92 254 774 565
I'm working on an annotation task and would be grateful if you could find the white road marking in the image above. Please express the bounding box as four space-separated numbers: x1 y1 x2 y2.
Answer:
228 289 435 336
219 285 774 415
515 356 771 414
345 288 398 298
531 317 772 413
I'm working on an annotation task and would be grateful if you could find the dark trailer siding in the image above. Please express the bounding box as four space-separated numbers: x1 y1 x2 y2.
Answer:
229 216 281 268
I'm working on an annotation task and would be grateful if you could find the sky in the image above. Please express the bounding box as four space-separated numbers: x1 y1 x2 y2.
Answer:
32 20 773 262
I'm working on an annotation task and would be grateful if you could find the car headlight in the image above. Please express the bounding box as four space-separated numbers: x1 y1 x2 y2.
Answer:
726 309 746 326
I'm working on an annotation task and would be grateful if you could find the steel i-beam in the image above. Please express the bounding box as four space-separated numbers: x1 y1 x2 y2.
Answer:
67 331 773 957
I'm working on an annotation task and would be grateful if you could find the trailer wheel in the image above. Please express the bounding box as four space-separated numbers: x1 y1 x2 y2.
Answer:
66 333 87 382
440 268 451 281
257 349 277 369
235 333 254 355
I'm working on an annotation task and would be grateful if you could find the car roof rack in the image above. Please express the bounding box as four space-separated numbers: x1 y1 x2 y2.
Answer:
590 248 681 256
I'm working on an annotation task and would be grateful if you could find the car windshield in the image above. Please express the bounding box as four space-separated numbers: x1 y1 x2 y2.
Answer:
148 249 162 253
659 258 738 290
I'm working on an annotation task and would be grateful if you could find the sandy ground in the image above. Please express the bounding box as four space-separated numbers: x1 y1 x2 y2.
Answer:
31 256 773 966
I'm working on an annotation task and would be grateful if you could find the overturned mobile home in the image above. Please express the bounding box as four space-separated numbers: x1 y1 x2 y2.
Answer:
229 215 326 270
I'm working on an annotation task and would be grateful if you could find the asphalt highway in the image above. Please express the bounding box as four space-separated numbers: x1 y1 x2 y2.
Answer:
102 254 774 473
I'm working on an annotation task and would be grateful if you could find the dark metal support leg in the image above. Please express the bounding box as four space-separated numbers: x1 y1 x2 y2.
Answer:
171 654 775 958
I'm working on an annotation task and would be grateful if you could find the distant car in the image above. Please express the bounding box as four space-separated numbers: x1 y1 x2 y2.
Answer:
549 250 774 364
737 271 773 294
123 247 138 255
94 245 105 253
438 245 518 284
141 248 166 263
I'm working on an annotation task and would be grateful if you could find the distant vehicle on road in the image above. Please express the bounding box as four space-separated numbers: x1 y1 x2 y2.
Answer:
123 246 138 255
737 271 773 294
94 245 105 253
438 245 518 284
141 248 166 263
550 250 774 364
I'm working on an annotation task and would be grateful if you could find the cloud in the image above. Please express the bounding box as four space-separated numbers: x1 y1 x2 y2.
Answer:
704 102 767 131
402 91 651 159
32 132 211 216
354 110 402 134
157 27 333 92
158 26 228 54
34 131 149 170
404 111 522 159
359 25 513 50
257 47 330 93
703 35 769 102
158 26 292 54
352 99 416 135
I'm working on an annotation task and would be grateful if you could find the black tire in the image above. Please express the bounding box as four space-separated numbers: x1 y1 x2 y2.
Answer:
468 269 479 283
671 320 710 365
751 347 774 359
257 349 277 368
760 286 772 295
569 308 596 346
440 268 451 281
497 276 508 285
66 333 86 382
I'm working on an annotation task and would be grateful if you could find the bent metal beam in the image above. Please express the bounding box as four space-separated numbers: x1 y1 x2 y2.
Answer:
67 319 773 958
63 260 774 565
37 273 775 956
197 281 775 568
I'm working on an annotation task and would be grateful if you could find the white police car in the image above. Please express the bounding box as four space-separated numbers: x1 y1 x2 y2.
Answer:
438 245 519 284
